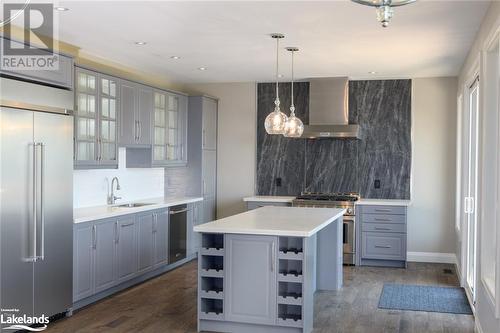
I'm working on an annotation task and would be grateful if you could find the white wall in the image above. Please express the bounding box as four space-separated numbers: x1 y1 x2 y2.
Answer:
456 2 500 333
73 148 164 208
408 77 458 255
183 83 257 219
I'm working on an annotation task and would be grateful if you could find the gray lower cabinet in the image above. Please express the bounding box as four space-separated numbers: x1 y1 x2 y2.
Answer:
224 234 278 325
73 224 94 301
137 212 155 273
359 205 407 267
153 209 169 267
117 215 138 282
94 220 118 293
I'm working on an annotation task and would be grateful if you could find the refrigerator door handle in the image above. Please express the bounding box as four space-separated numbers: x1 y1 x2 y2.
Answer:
29 142 38 262
38 142 45 261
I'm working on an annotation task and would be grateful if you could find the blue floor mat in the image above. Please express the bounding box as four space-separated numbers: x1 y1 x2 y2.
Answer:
378 283 473 315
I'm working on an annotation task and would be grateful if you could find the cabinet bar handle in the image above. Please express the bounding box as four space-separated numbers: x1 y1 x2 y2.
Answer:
271 242 275 272
30 143 37 262
374 218 391 222
374 209 391 212
374 245 391 249
121 222 134 227
169 208 188 215
92 225 97 249
374 227 391 231
115 221 119 243
138 121 142 141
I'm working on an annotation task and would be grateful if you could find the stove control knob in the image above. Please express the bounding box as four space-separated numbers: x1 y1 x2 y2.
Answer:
347 208 353 215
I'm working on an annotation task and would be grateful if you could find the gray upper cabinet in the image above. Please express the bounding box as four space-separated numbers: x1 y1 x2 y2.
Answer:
137 212 155 273
74 68 119 169
225 234 278 325
94 219 118 293
152 90 188 166
0 38 74 90
73 224 94 301
154 209 169 267
119 80 152 147
202 97 217 151
117 216 138 282
202 150 217 198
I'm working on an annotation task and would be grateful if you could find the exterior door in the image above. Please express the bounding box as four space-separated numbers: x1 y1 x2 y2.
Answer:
137 212 154 273
94 220 117 293
33 111 73 317
464 77 480 302
0 108 35 324
225 234 277 325
117 216 138 282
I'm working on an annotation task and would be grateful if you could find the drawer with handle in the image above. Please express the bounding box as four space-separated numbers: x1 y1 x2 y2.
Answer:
362 232 406 260
361 205 406 215
362 223 406 233
361 213 406 224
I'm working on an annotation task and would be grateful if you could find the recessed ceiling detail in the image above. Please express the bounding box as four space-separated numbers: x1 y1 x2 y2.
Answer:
57 1 489 83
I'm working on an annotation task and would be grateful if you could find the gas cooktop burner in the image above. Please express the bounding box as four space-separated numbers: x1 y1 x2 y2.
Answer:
295 192 360 202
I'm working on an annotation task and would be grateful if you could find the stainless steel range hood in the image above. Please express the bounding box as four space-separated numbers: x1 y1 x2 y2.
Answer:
302 77 362 139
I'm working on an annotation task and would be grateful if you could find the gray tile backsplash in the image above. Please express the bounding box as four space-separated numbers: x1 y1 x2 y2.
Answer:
256 79 412 199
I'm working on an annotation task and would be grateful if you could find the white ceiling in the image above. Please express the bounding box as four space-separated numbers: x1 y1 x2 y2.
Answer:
57 0 490 83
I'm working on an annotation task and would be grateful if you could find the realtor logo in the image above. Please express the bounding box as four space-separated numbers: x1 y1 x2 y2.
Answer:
1 2 59 70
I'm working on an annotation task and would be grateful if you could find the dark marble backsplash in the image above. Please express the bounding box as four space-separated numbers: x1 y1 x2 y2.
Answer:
256 79 412 199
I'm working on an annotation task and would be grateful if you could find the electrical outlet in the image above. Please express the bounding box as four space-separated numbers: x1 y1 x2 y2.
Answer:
275 177 282 187
374 179 381 189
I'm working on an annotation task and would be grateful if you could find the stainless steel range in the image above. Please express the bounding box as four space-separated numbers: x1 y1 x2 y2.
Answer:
292 192 359 265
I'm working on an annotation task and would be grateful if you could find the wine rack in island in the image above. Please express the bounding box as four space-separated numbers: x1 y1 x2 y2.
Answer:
198 233 225 320
277 236 304 328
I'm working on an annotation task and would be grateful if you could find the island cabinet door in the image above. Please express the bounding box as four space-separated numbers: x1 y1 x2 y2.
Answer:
225 234 278 325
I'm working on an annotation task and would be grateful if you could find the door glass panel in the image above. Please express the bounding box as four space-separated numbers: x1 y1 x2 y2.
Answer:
154 146 165 161
169 128 177 145
101 121 109 140
78 73 86 90
102 79 109 95
101 98 109 117
109 121 115 142
167 146 175 160
109 99 116 119
88 76 95 91
88 95 96 114
169 110 177 127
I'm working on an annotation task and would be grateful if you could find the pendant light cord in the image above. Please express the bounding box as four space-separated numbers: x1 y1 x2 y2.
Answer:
291 50 295 113
275 37 280 103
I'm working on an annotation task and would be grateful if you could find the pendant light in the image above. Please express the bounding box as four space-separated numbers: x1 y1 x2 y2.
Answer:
351 0 416 27
283 47 304 138
264 34 288 135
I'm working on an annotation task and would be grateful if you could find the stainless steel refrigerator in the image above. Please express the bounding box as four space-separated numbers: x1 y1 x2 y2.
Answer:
0 101 73 327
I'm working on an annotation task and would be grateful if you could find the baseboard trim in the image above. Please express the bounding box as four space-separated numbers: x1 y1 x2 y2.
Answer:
407 251 457 264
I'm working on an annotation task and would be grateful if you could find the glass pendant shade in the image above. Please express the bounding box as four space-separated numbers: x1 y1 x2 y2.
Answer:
283 107 304 137
265 99 288 134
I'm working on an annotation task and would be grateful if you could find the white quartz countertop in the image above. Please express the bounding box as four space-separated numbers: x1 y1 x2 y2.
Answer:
74 196 203 224
243 196 296 203
194 206 345 237
355 199 411 206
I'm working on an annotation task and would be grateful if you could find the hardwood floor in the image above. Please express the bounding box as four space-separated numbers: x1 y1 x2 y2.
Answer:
46 261 474 333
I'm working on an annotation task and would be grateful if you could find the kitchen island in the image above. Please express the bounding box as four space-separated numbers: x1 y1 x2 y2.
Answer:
193 206 345 333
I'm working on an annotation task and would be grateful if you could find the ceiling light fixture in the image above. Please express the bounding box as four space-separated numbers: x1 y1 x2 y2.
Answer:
54 7 69 11
264 33 288 135
170 56 180 60
134 41 147 45
369 71 377 74
351 0 416 27
198 67 207 71
283 47 304 138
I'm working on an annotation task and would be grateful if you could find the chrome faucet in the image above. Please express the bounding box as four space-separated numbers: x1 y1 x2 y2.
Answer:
108 177 122 205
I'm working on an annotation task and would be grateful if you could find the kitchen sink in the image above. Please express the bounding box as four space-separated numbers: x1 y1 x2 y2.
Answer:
116 203 154 208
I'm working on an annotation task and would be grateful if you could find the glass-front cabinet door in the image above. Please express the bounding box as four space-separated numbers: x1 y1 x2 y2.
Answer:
74 68 119 169
75 69 98 166
99 75 118 166
152 90 187 166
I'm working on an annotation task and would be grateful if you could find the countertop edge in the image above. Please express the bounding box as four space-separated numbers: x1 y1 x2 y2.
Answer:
74 197 204 224
355 199 412 207
242 196 296 203
193 208 346 237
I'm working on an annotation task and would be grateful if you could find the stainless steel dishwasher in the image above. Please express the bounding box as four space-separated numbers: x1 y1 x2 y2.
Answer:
169 204 188 264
